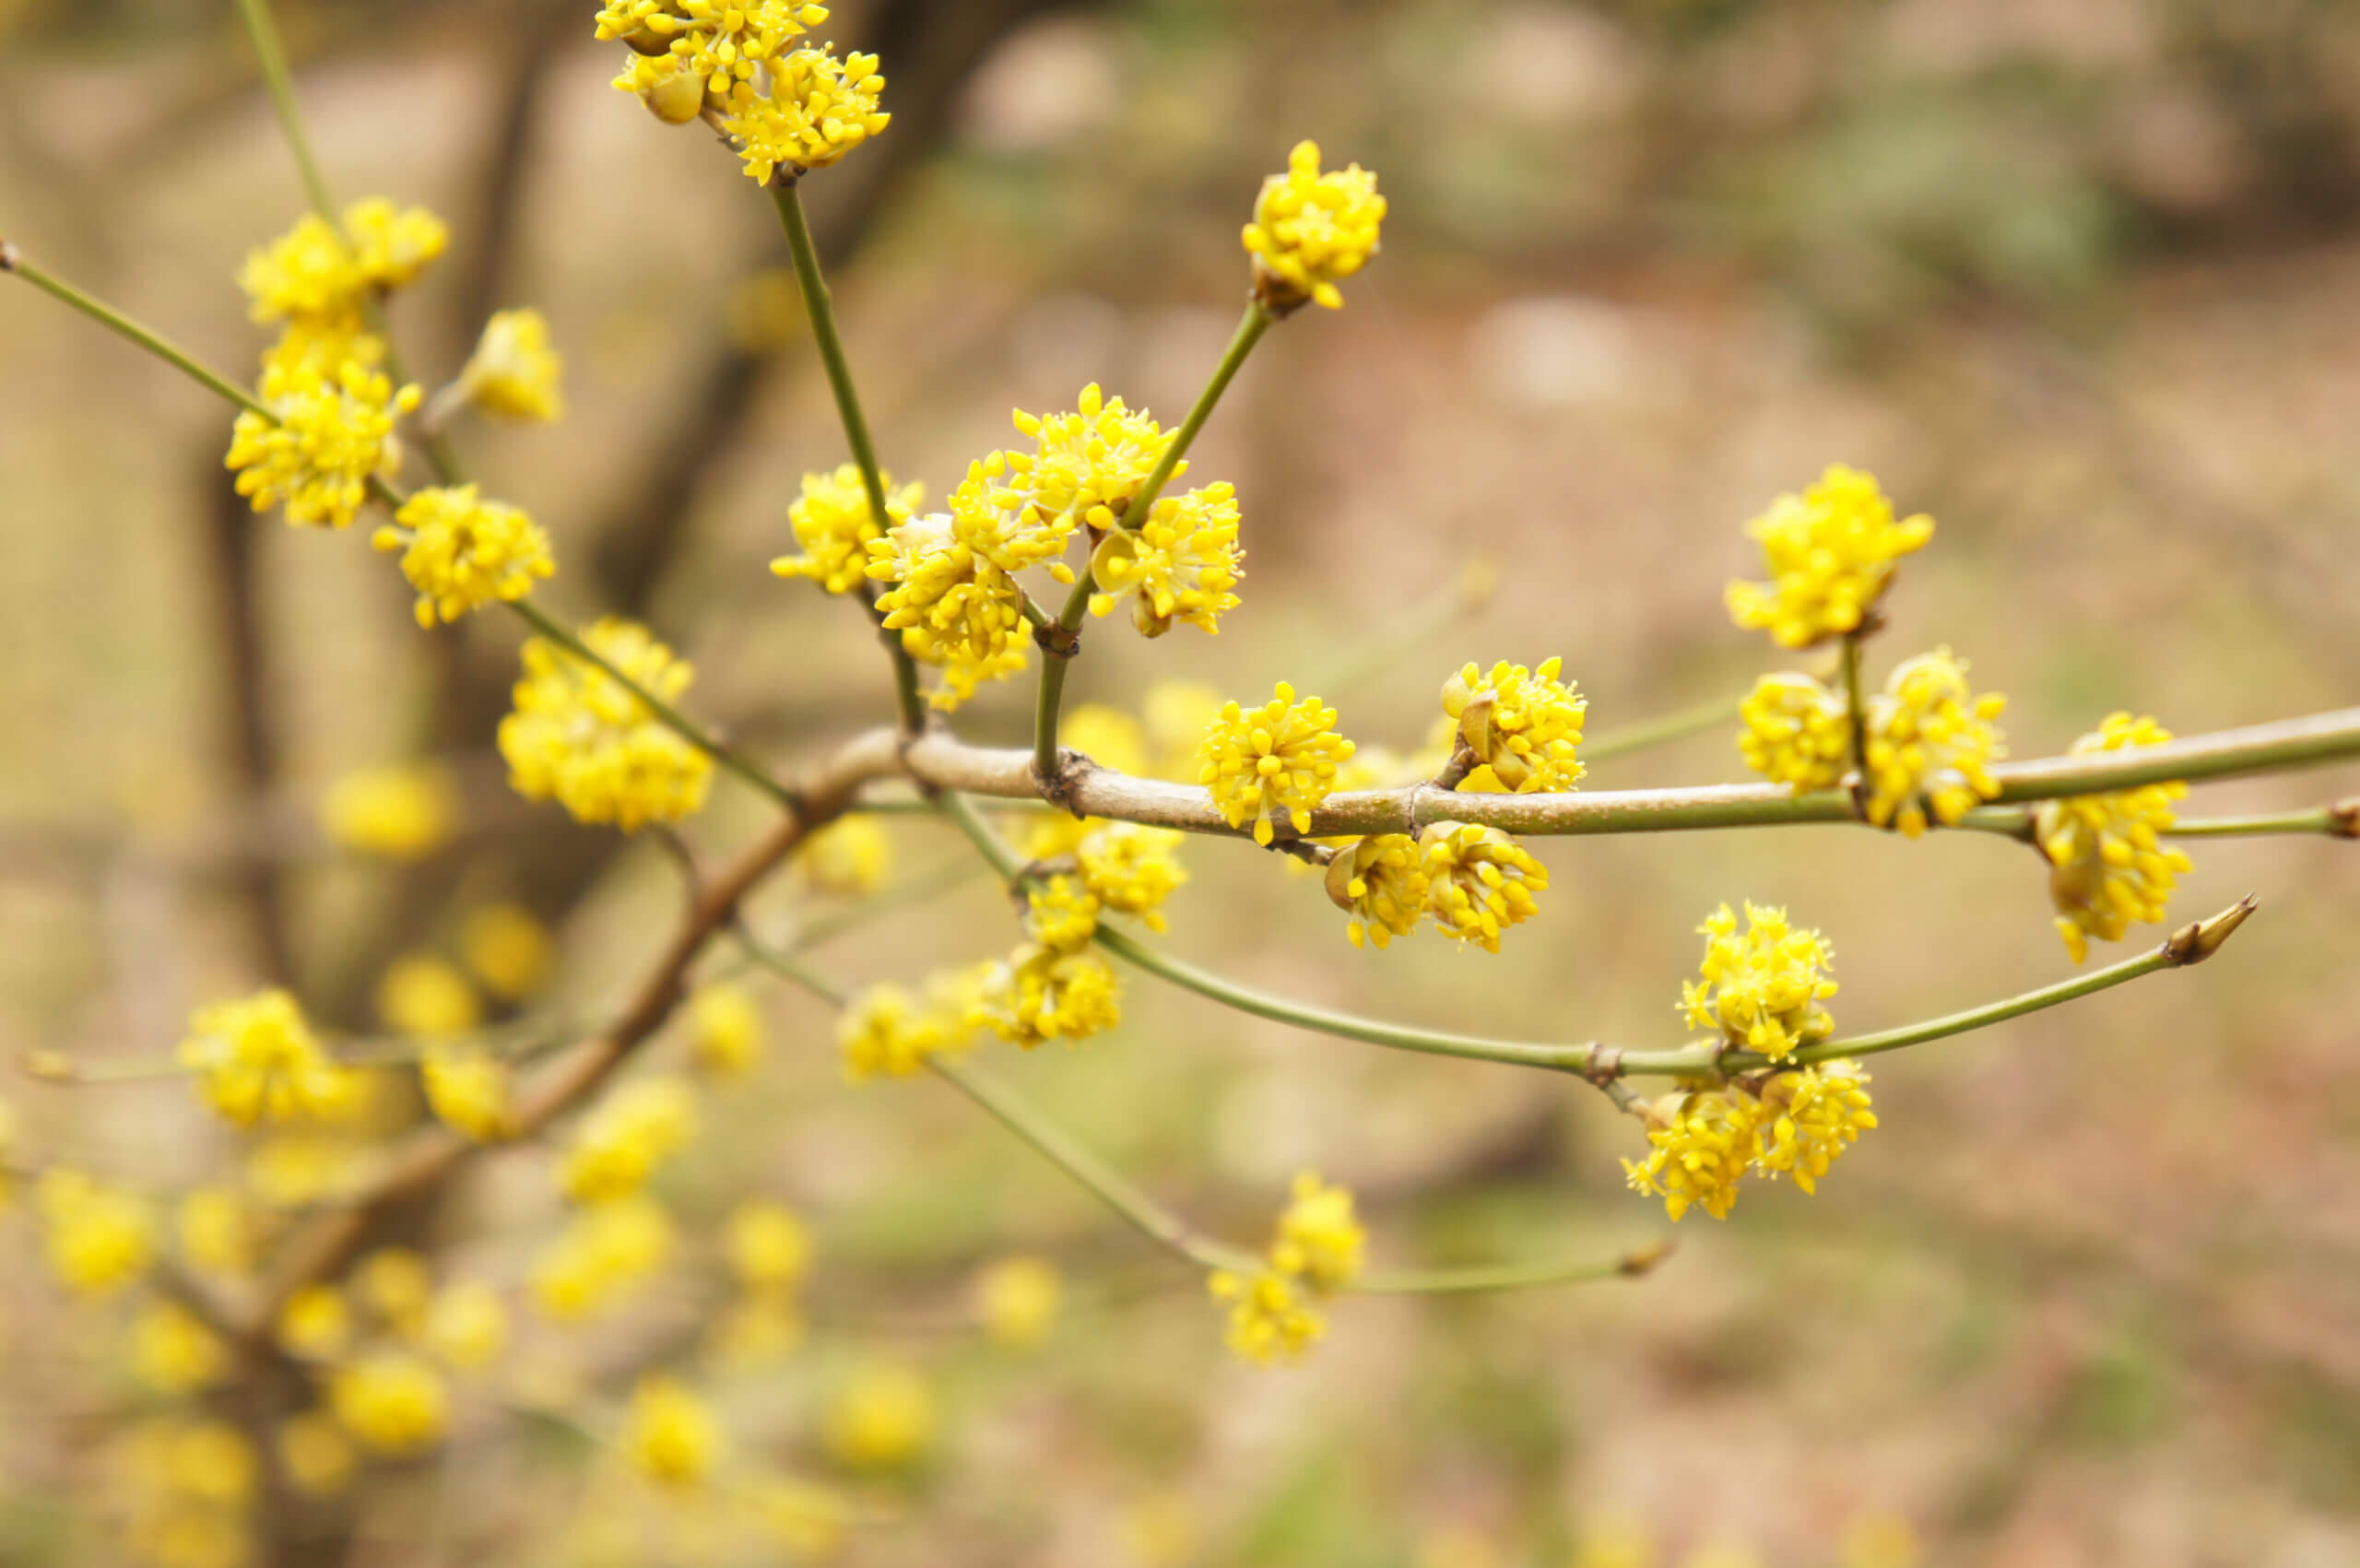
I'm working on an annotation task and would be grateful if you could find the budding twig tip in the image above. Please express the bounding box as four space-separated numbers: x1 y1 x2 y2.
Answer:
0 239 18 273
2165 894 2260 965
1620 1237 1676 1276
2329 796 2360 838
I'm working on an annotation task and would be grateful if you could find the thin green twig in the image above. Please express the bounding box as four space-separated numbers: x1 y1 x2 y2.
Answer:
233 0 336 220
1584 694 1744 765
769 179 926 736
2 250 269 418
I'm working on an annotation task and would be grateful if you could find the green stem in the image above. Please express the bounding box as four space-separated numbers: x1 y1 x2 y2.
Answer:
1354 1246 1664 1295
1091 925 1592 1073
4 252 270 418
233 0 336 221
2163 806 2354 838
927 1055 1259 1273
504 599 799 814
735 930 851 1007
1840 631 1870 778
935 788 1028 880
1585 695 1744 765
1033 302 1274 784
769 180 926 736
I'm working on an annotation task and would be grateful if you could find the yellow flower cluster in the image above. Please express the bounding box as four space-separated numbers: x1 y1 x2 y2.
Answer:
1242 140 1386 312
825 1361 935 1470
462 902 551 1000
981 911 1123 1049
1198 682 1357 845
178 1187 258 1279
772 465 920 595
226 357 420 528
690 984 767 1077
421 1043 515 1141
598 1 831 105
375 484 555 627
532 1193 673 1320
498 617 714 830
1419 821 1548 952
1861 648 2007 836
1210 1173 1366 1365
1442 656 1587 794
240 199 448 325
115 1418 257 1568
797 814 894 896
997 382 1175 541
711 1197 813 1364
867 512 1030 710
1736 671 1851 794
2037 713 2193 963
1089 481 1245 638
1681 902 1837 1061
329 1350 448 1456
840 973 978 1081
1325 831 1427 949
623 1375 726 1489
319 760 459 859
1726 465 1934 649
178 988 358 1126
975 1256 1063 1349
558 1076 699 1203
1622 1060 1877 1222
1073 820 1189 931
133 1301 228 1396
377 952 479 1037
726 45 891 182
456 308 564 422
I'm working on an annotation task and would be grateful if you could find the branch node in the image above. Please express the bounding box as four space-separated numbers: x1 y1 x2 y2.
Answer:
2330 796 2360 838
1580 1045 1624 1087
2163 893 2260 966
1032 749 1089 816
1032 619 1081 660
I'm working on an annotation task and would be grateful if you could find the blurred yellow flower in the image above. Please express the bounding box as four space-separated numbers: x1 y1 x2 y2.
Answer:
377 955 481 1040
331 1350 449 1456
2038 713 2191 963
976 1256 1062 1349
623 1375 726 1489
460 902 552 1000
499 617 714 831
374 484 555 627
824 1362 934 1470
457 307 564 422
321 760 460 859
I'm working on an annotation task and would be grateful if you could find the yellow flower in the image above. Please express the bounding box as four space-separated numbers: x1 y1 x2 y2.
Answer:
340 197 450 292
623 1375 726 1489
1325 832 1429 949
424 1280 510 1372
866 513 1031 711
947 452 1078 582
320 760 459 859
355 1246 434 1335
1737 672 1851 793
1573 1512 1656 1568
421 1043 515 1141
1752 1060 1877 1195
1064 703 1150 776
498 617 714 831
226 357 420 528
725 44 890 182
120 1418 259 1508
132 1301 228 1396
599 1 832 104
1620 1088 1765 1223
772 465 920 595
1075 820 1188 932
245 1135 362 1208
276 1284 353 1361
1024 872 1103 952
240 199 446 324
690 984 767 1078
558 1076 698 1204
278 1410 355 1498
976 1256 1062 1349
262 311 382 378
2037 713 2192 964
457 308 563 422
1726 465 1934 649
710 1291 806 1366
823 1362 934 1470
178 988 358 1126
749 1479 852 1559
796 815 892 897
1441 657 1587 794
726 1199 814 1291
1243 139 1386 312
531 1194 673 1321
460 902 551 1000
177 1187 258 1278
1197 681 1357 846
839 982 949 1081
1682 902 1836 1061
1089 482 1245 638
373 484 555 627
1861 647 2007 837
980 943 1122 1047
1271 1172 1363 1291
377 954 481 1039
997 382 1176 540
330 1351 449 1456
1208 1268 1325 1365
1419 821 1547 953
